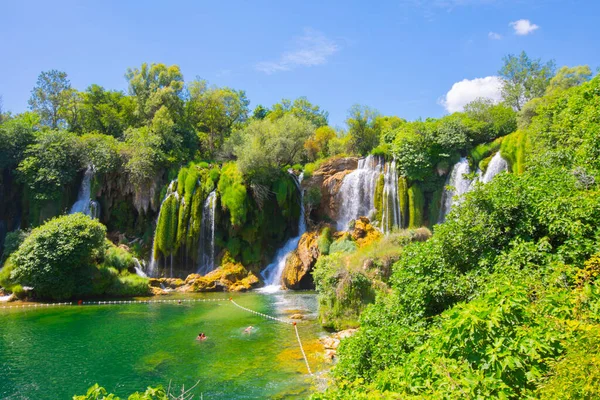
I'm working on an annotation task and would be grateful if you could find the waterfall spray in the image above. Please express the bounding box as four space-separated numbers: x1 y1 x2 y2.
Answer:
197 190 217 276
70 166 99 219
336 155 383 231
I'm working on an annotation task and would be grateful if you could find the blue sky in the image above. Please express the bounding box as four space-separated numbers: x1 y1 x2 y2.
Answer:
1 0 599 127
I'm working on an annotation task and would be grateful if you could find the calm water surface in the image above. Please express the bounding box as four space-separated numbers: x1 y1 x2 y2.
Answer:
0 292 327 399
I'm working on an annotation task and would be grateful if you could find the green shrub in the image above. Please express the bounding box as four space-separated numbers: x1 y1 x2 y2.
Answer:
1 229 29 263
103 241 134 271
107 273 151 297
317 227 333 255
329 235 358 254
11 214 106 300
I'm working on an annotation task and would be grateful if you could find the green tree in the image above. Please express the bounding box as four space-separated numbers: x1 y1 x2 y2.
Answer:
347 104 380 155
546 65 593 94
125 63 184 124
17 130 82 201
304 125 337 160
10 214 106 300
79 84 136 137
232 114 315 180
0 114 37 170
28 70 72 128
268 97 328 127
499 51 555 110
252 104 269 120
186 79 249 156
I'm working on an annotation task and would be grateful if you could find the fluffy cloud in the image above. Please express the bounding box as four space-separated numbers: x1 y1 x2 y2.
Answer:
488 31 502 40
440 76 503 113
510 19 539 35
256 28 339 74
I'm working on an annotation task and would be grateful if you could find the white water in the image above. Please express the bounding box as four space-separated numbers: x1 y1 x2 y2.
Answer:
147 180 178 278
481 152 509 183
133 258 148 278
439 153 509 223
439 158 472 223
381 159 401 233
260 173 306 292
336 155 383 231
197 190 217 276
70 166 99 219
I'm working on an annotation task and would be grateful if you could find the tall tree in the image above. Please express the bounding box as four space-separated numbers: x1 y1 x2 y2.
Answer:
186 79 249 157
28 70 72 128
546 65 593 94
346 104 379 156
499 51 555 110
268 97 328 127
125 63 184 124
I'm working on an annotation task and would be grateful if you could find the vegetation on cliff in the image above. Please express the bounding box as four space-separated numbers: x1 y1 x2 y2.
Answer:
313 70 600 399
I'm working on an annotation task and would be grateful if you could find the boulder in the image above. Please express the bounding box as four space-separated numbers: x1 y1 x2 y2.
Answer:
351 217 381 247
290 313 304 320
282 231 320 289
303 157 358 221
180 253 260 293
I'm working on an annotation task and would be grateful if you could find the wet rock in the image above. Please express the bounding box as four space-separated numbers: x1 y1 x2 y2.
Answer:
290 313 304 320
351 217 381 247
303 157 358 221
180 253 260 293
282 231 320 289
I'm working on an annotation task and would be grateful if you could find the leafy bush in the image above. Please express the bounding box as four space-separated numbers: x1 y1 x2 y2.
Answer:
103 240 134 271
11 214 106 300
317 227 333 255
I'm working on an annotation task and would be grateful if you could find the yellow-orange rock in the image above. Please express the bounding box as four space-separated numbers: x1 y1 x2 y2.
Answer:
180 253 260 292
351 217 381 247
281 231 320 289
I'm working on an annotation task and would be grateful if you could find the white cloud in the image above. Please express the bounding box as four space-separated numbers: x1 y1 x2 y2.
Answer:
256 28 339 74
510 19 539 35
488 31 502 40
440 76 503 113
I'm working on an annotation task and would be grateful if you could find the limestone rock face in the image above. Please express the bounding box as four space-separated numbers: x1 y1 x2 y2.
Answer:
282 231 320 289
351 217 381 247
303 157 358 221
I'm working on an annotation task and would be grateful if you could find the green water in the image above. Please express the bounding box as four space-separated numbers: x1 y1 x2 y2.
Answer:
0 292 327 399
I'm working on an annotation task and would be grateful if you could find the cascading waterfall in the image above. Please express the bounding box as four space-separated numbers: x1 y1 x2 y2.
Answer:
147 180 178 277
133 258 148 278
260 173 305 292
336 155 383 231
439 152 509 223
70 166 99 219
196 190 217 276
438 158 472 223
381 159 401 233
481 152 509 183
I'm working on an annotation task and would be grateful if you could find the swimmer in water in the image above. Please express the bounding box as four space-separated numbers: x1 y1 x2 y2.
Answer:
196 332 207 341
243 326 253 334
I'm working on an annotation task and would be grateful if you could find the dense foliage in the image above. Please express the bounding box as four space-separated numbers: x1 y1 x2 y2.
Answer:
0 214 149 300
313 73 600 399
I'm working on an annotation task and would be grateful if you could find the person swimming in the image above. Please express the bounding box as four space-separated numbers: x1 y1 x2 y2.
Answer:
196 332 207 341
243 326 253 334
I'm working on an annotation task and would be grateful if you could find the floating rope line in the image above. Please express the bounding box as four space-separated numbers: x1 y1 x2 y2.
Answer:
228 298 313 376
294 322 313 375
0 298 228 309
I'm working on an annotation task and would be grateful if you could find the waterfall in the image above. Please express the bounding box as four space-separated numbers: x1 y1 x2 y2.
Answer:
336 155 383 231
381 159 401 233
481 152 508 183
133 258 148 278
438 158 472 223
147 180 178 277
196 190 217 276
260 173 306 292
70 166 99 219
